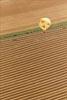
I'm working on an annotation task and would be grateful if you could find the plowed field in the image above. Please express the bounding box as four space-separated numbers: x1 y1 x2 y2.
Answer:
0 22 67 100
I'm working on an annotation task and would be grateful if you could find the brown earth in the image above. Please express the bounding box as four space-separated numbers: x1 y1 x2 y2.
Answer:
0 0 67 35
0 1 67 99
0 24 67 99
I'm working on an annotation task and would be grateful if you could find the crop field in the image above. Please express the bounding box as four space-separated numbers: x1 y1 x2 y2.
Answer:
0 0 67 100
0 21 67 100
0 0 67 34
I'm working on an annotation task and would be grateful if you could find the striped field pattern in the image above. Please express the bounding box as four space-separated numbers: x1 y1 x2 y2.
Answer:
0 22 67 100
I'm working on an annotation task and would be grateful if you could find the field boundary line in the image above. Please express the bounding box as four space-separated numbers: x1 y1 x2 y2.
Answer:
0 20 67 40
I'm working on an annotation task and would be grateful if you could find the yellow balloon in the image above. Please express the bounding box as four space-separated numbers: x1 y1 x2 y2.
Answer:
39 17 51 31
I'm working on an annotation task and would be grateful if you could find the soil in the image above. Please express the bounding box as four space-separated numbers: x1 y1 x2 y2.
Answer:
0 0 67 35
0 24 67 99
0 1 67 99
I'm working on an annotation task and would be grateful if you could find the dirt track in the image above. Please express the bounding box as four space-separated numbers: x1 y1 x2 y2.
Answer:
0 0 67 34
0 23 67 99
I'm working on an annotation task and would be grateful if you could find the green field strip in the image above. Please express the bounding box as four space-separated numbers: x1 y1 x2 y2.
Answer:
0 20 67 40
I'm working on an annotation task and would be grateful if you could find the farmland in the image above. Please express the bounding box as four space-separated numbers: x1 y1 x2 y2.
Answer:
0 21 67 99
0 0 67 99
0 0 67 34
